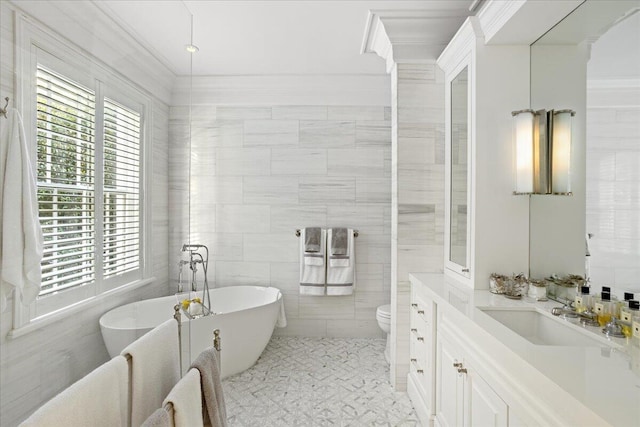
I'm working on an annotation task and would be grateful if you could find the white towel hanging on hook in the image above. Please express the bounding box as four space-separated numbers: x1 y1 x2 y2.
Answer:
0 108 43 312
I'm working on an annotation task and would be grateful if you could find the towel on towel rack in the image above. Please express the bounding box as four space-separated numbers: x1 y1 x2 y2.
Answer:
330 228 348 255
0 108 43 312
191 347 228 427
163 368 204 427
299 228 326 295
303 227 324 266
122 319 181 427
20 355 129 427
141 408 173 427
304 227 321 252
326 228 356 296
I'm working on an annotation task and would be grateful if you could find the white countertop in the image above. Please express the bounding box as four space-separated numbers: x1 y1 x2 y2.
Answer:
410 272 640 427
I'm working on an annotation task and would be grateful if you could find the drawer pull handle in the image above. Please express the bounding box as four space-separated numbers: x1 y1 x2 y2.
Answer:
462 268 470 273
453 362 463 368
411 328 417 333
457 367 467 375
411 358 424 374
411 303 426 316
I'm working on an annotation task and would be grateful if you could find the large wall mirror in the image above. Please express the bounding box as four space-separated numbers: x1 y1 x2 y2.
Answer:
530 1 640 293
449 67 469 268
445 62 471 279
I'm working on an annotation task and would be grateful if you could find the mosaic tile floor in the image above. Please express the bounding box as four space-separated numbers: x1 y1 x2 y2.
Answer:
222 337 419 427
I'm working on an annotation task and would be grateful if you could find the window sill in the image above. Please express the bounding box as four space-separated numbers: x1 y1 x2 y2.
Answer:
8 277 156 339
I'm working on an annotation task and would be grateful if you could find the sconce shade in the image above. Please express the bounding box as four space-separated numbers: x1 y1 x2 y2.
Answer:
512 110 535 194
512 108 574 195
550 110 574 194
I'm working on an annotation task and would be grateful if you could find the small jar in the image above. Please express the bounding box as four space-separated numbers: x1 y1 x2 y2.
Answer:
528 279 547 300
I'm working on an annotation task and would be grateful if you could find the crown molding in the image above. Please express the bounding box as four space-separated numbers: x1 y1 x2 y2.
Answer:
361 9 469 73
437 17 483 75
476 0 526 43
478 0 583 45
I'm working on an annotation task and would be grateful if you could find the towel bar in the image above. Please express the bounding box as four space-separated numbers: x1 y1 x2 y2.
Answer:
295 228 359 237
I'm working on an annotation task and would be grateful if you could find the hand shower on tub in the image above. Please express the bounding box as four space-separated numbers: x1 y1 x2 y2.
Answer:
178 244 212 313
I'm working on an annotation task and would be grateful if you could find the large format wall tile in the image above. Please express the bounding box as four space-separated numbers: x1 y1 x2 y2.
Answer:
271 148 327 175
171 104 392 341
299 176 356 204
244 120 298 147
272 105 328 120
299 121 356 148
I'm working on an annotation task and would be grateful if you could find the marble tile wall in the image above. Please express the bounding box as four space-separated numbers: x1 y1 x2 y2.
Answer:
0 5 170 425
586 102 640 290
168 104 392 338
390 63 445 391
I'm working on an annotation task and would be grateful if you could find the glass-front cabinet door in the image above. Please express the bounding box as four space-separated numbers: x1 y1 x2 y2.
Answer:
444 61 471 278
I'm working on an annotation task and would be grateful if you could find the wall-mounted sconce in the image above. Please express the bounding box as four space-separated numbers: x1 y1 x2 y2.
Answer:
511 109 575 195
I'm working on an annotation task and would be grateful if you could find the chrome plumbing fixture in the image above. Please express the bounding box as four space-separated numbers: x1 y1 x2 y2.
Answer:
551 302 578 319
181 243 212 312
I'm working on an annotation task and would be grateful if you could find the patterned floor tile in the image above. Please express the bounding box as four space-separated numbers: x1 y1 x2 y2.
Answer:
222 337 419 427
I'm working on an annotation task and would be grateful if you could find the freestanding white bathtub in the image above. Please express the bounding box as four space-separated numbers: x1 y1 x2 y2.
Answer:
99 286 283 378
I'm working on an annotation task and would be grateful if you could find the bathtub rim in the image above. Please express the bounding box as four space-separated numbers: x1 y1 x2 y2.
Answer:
99 285 283 331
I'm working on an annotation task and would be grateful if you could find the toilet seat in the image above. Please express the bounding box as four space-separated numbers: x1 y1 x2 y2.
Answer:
376 304 391 319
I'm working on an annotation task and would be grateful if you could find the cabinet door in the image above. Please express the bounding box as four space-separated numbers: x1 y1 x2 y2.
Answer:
435 335 465 427
467 368 508 427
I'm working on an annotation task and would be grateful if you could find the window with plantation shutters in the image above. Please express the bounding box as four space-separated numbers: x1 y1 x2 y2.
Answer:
36 66 96 296
13 23 152 328
103 99 141 279
35 63 144 302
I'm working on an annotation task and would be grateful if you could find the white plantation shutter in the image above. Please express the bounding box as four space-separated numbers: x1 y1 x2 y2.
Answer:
34 63 144 305
36 66 96 295
103 99 141 279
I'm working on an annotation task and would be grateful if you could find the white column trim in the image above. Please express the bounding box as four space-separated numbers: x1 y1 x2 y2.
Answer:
361 9 469 73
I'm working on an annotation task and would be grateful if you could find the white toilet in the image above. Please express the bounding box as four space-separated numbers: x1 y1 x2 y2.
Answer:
376 304 391 364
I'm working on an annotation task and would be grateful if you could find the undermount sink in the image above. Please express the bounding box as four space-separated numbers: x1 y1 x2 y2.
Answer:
479 308 606 347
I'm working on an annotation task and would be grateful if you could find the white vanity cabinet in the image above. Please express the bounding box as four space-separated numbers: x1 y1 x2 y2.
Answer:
408 284 437 425
435 317 508 427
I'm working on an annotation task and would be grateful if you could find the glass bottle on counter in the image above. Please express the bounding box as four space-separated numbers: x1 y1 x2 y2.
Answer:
621 300 639 339
617 292 635 319
575 286 592 313
632 302 640 347
595 292 613 327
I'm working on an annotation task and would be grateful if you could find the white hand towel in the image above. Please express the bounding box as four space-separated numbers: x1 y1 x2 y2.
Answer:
0 109 43 312
299 228 326 296
326 228 356 296
122 319 181 427
163 368 204 427
20 355 129 427
276 294 287 327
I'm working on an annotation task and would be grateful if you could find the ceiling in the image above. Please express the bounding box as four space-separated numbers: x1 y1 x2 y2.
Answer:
97 0 475 76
